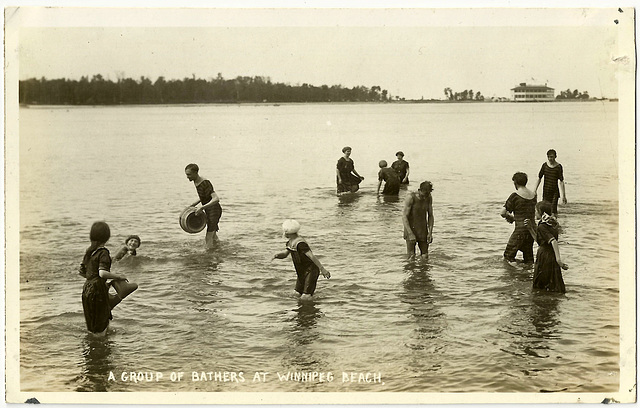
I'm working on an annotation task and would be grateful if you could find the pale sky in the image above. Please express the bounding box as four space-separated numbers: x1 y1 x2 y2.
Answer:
12 7 628 99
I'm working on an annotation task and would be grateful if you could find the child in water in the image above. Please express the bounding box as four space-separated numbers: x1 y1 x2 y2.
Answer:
113 235 141 262
80 221 132 335
272 219 331 300
527 201 568 293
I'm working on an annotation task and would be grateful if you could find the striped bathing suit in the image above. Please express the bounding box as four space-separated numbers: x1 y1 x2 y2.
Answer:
196 179 223 232
503 192 537 263
538 162 564 214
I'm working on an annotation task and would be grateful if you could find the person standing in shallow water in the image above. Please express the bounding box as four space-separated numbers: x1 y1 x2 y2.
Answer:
533 149 567 217
81 221 130 335
336 146 364 194
185 163 223 249
528 201 568 293
272 219 331 301
377 160 401 196
402 181 434 260
391 151 410 184
501 172 537 264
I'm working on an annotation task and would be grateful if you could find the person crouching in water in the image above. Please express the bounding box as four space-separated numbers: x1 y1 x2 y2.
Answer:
272 219 331 300
377 160 401 196
113 235 141 262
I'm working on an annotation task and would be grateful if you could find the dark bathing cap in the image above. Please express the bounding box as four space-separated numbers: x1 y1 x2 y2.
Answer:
125 235 141 245
419 181 433 192
396 151 404 157
342 146 352 153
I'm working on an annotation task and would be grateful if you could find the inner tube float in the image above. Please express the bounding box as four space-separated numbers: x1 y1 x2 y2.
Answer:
179 206 207 233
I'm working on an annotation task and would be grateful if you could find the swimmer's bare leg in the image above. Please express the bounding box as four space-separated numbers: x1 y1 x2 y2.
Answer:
405 240 417 260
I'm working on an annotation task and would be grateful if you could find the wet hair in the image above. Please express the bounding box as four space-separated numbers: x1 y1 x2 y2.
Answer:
342 146 352 153
83 221 111 265
185 163 199 173
536 200 553 216
125 234 141 246
419 181 433 193
512 172 528 186
546 149 557 157
378 160 388 168
396 151 404 157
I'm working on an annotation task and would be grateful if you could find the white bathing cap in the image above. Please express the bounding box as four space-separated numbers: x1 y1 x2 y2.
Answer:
282 219 301 234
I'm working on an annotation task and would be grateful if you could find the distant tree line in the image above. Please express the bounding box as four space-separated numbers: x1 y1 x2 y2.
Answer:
555 89 590 100
443 87 484 101
19 74 391 105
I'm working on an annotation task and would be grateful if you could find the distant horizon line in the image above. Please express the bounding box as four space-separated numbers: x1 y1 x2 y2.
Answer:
20 74 606 101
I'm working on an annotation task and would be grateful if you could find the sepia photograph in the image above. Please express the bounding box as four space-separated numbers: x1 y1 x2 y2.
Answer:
4 4 636 405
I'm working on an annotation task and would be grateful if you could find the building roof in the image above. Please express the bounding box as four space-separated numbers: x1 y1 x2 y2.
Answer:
511 83 554 91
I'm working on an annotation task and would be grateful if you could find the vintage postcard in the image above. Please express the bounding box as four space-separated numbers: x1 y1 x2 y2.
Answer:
4 4 636 405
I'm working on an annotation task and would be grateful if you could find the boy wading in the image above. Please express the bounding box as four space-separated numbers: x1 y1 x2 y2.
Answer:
402 181 434 260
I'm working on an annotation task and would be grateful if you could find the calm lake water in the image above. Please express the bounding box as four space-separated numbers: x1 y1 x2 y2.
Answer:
17 102 620 394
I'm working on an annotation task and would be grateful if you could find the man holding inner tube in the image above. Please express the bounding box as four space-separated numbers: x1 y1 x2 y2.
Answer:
185 163 223 248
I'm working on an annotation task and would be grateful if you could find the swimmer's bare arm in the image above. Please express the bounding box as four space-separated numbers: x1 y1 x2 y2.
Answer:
500 207 514 223
551 239 569 270
99 269 128 281
559 179 567 204
272 250 290 260
402 194 415 240
426 195 434 244
196 192 220 215
533 176 542 194
305 250 331 279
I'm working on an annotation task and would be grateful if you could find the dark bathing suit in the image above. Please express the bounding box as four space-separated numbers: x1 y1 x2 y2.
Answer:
196 179 223 232
404 192 429 242
378 167 401 195
538 162 564 214
533 221 566 293
81 247 112 333
503 192 536 263
287 237 320 295
391 159 410 184
336 157 362 193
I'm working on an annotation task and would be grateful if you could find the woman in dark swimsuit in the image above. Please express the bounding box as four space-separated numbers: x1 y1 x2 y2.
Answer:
336 146 364 193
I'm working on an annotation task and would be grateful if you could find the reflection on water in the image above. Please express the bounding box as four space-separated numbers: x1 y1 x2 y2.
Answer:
530 293 562 341
498 290 562 361
337 192 361 207
283 302 325 371
401 264 446 343
377 195 400 204
290 302 322 345
75 334 114 392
